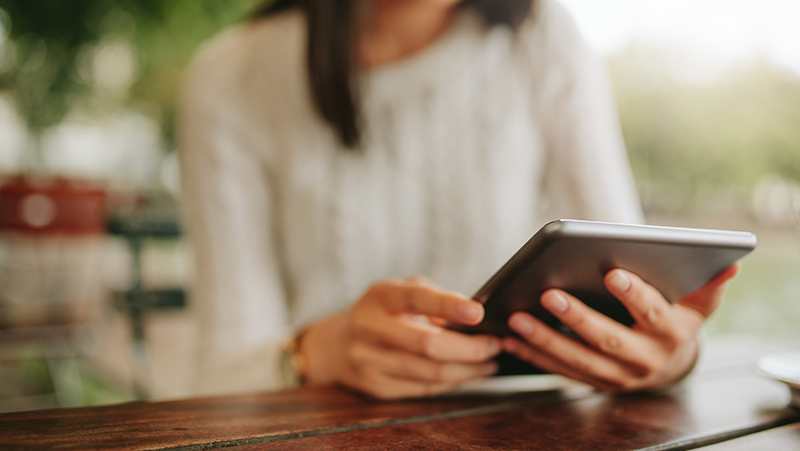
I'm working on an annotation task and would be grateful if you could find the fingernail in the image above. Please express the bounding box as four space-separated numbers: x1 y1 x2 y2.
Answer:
541 291 569 314
458 302 483 323
509 314 535 336
487 338 502 356
482 362 499 376
608 270 631 293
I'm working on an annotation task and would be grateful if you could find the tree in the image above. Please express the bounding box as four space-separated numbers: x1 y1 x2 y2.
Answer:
0 0 260 144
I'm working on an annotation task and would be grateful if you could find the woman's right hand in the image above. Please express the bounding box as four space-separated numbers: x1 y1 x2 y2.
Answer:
298 278 502 399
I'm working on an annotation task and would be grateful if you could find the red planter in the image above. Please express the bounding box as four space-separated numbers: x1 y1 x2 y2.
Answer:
0 177 107 235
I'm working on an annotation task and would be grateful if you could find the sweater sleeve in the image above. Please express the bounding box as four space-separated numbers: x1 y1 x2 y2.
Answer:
178 30 291 396
530 0 644 224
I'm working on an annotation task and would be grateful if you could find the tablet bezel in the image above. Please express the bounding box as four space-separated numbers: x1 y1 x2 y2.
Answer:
462 219 757 336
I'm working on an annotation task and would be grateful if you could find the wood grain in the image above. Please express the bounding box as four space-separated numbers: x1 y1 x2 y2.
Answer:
1 339 798 451
234 372 800 451
0 385 572 450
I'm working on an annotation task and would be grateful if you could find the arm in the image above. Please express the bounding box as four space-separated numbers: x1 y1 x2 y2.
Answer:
179 37 290 395
531 0 644 224
179 31 500 399
507 0 732 390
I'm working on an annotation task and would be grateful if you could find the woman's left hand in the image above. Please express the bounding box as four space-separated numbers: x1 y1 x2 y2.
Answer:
502 263 740 391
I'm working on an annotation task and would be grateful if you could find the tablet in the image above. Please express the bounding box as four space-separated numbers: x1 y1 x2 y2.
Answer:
460 219 757 336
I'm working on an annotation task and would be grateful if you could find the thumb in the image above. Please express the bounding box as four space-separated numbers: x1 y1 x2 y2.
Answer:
677 262 740 318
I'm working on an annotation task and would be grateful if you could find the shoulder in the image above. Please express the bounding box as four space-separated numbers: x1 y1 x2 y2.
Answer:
181 9 306 117
515 0 591 69
528 0 583 41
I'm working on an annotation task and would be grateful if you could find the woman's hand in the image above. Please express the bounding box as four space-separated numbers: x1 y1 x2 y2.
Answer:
503 263 741 391
298 278 502 399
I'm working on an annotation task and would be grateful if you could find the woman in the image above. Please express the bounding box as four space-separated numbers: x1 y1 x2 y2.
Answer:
179 0 738 399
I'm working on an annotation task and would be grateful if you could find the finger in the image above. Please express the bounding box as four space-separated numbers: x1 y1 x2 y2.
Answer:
353 312 502 363
426 316 448 327
536 291 668 373
349 342 498 383
502 337 617 391
678 263 740 319
404 314 453 329
372 281 485 325
507 311 648 387
352 371 461 400
406 275 435 287
604 270 682 335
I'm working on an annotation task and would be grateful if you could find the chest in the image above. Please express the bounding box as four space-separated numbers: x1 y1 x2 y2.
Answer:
264 34 551 318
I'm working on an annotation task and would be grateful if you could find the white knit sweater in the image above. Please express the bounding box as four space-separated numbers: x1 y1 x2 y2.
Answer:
179 0 643 396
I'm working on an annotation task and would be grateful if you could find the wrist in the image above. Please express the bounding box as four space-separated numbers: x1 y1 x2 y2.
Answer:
675 335 701 381
300 312 347 386
659 335 701 390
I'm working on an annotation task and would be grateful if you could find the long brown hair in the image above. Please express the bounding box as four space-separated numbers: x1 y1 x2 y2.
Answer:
253 0 535 147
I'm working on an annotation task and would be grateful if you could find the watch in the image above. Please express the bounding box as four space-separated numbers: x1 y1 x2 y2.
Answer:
280 334 308 387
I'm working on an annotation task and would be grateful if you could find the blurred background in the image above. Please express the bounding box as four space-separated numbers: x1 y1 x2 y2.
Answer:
0 0 798 412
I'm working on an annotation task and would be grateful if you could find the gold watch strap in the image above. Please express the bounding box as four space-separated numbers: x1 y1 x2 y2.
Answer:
280 334 307 387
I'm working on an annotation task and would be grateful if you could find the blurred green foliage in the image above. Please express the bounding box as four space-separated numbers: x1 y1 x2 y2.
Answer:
0 2 798 215
610 45 800 214
0 0 261 141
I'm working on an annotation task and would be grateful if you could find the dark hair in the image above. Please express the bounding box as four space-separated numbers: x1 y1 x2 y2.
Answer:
253 0 535 147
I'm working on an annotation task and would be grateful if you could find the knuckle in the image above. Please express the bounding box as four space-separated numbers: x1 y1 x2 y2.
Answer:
516 344 539 364
350 308 370 328
466 342 487 362
346 349 371 377
419 333 439 358
417 288 438 312
570 356 592 374
361 286 377 302
635 359 659 378
359 286 386 311
365 282 388 300
644 304 662 324
345 343 361 362
532 329 553 348
627 291 647 312
648 357 665 376
350 316 378 340
568 309 587 329
668 328 692 350
482 338 498 358
599 334 622 353
403 286 420 312
350 362 367 379
428 363 447 382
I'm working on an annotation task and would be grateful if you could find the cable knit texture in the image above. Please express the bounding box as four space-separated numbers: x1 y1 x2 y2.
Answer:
179 0 643 396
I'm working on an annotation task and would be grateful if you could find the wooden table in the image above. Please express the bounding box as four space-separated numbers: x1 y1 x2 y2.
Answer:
1 337 798 450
